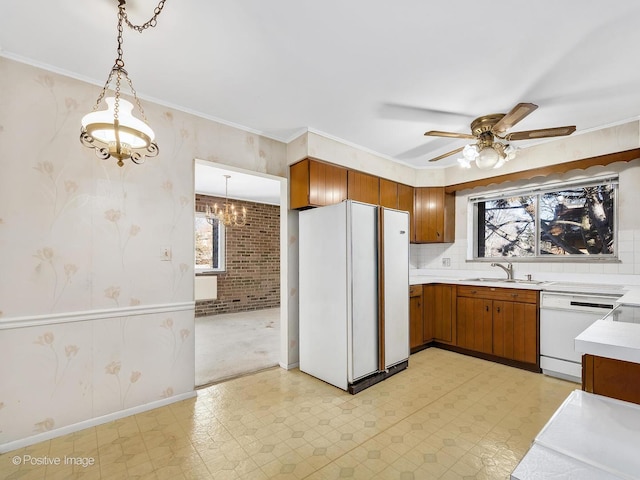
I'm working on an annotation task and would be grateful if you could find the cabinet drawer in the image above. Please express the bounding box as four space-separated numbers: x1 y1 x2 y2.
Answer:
457 285 538 304
409 285 422 297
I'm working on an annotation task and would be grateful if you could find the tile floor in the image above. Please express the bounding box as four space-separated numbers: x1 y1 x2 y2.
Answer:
195 308 280 387
1 348 577 480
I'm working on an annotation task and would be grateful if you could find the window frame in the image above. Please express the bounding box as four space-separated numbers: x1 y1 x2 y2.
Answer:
468 176 619 262
194 212 226 273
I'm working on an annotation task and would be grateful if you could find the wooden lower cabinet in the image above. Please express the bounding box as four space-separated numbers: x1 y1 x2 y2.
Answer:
424 284 456 344
409 285 423 350
492 301 537 364
583 354 640 405
456 286 538 367
409 283 539 370
457 297 492 354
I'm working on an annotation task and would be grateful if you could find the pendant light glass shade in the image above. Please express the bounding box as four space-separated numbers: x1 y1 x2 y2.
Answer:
81 97 155 149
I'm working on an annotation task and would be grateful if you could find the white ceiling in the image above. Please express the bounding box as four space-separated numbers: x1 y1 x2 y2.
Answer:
194 161 281 205
2 1 640 170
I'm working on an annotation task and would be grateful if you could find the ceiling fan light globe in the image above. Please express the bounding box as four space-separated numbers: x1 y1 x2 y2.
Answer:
457 157 472 168
493 157 506 169
476 147 500 169
462 144 479 161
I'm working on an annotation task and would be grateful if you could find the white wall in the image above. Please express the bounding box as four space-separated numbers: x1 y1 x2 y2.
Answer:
0 56 288 451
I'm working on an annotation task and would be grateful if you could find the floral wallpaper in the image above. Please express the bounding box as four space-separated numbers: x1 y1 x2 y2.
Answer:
0 56 288 448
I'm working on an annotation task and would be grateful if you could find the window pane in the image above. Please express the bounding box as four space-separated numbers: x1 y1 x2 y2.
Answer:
195 217 214 269
539 185 615 255
478 196 536 257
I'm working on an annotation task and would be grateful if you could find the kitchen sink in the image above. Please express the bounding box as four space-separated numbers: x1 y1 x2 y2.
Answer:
462 277 546 285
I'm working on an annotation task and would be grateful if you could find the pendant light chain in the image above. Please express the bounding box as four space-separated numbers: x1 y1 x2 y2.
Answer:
80 0 167 166
121 0 167 33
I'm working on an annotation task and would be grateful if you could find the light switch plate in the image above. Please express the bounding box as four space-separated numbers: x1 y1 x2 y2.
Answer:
161 246 172 261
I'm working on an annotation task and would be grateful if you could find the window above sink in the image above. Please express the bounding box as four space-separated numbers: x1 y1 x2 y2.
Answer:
468 176 618 262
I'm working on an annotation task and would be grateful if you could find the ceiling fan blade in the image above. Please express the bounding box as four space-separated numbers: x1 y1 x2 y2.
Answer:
492 103 539 134
424 130 476 140
379 102 474 122
506 126 576 141
428 146 465 163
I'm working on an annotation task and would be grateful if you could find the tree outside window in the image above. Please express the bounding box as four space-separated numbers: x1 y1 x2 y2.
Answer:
195 214 225 272
474 179 617 260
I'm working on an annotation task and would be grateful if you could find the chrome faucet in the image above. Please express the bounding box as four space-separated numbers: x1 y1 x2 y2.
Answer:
491 262 514 280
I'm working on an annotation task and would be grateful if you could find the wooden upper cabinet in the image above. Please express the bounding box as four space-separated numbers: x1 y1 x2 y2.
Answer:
347 170 379 205
398 184 415 242
290 159 347 209
414 187 455 243
379 178 399 209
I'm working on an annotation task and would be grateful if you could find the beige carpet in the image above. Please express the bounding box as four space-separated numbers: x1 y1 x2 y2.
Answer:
195 308 280 387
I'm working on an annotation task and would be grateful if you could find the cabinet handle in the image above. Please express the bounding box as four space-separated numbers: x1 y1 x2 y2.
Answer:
485 305 489 312
511 293 519 298
496 306 501 313
471 290 477 294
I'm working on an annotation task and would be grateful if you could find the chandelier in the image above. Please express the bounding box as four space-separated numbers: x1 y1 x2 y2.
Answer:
205 175 248 227
80 0 168 167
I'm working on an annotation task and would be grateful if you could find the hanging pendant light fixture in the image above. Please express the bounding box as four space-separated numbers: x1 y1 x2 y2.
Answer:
80 0 167 167
205 175 248 227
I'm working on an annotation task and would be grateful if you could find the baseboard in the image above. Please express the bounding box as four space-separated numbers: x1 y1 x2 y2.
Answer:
280 361 299 370
0 391 196 454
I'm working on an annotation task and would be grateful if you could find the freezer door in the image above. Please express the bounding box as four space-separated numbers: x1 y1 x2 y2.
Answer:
347 202 379 382
381 208 410 368
299 203 349 390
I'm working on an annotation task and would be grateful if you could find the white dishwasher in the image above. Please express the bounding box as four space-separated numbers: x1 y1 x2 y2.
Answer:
540 290 620 383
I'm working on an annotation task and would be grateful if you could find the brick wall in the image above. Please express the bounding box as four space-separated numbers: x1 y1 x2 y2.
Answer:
195 194 280 316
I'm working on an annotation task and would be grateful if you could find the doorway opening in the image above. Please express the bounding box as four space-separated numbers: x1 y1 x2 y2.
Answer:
193 160 286 387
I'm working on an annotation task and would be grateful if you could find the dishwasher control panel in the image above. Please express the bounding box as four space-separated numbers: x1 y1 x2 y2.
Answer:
540 292 620 313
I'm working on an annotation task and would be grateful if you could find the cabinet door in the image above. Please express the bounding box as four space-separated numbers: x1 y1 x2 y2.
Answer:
495 301 536 364
583 355 640 405
512 302 537 364
397 184 415 242
379 178 399 209
422 285 434 343
310 160 348 206
348 170 379 205
473 299 493 354
424 284 456 344
409 288 424 349
433 284 455 343
414 187 455 243
290 159 348 209
493 301 514 358
456 296 474 350
457 296 491 353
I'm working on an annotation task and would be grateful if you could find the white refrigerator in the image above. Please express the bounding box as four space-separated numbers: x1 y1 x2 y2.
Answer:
298 200 410 393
